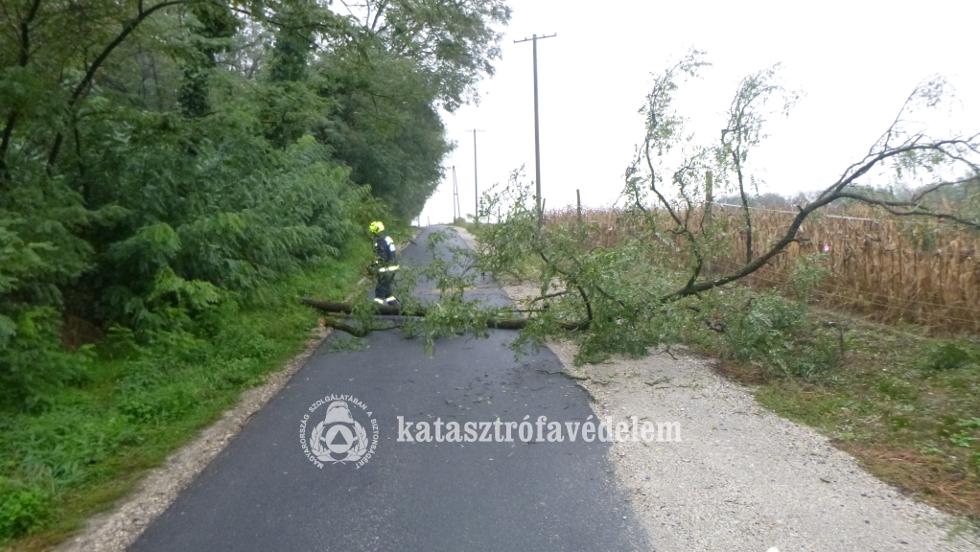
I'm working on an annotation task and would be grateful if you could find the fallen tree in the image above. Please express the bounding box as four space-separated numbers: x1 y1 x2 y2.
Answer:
304 53 979 365
301 298 418 317
300 297 589 336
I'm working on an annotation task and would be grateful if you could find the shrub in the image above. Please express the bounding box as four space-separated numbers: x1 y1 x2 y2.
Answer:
917 340 980 372
721 292 839 378
0 481 49 541
0 308 87 410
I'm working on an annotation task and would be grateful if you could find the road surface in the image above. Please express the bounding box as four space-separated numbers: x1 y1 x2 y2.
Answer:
132 226 650 551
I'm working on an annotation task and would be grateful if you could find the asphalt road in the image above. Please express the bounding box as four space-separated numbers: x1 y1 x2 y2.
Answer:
132 226 650 552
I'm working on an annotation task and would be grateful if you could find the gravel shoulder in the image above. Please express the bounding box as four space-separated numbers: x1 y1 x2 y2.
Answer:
499 277 978 552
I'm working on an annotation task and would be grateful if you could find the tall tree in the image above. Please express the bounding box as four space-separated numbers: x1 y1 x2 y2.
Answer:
316 45 449 216
336 0 511 110
178 2 239 117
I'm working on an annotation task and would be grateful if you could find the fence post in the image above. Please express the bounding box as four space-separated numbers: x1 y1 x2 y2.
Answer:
704 170 714 224
576 189 582 224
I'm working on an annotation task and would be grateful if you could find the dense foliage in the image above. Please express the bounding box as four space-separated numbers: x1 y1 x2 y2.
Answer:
0 0 510 408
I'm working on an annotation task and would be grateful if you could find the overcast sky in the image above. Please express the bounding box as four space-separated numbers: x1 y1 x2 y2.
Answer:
418 0 980 225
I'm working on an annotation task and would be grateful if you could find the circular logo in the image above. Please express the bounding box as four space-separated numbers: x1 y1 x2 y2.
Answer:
299 394 378 468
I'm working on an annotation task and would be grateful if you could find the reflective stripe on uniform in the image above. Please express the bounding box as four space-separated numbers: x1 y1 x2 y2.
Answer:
377 264 400 272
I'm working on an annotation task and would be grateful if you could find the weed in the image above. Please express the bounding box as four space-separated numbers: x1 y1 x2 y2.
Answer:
918 340 980 372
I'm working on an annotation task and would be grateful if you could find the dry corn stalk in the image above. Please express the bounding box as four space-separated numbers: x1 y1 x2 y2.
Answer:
545 205 979 333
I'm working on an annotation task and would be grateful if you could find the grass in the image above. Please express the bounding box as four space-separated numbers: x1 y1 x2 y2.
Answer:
0 242 371 550
714 314 980 522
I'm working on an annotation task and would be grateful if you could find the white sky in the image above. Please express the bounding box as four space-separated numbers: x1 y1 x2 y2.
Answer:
419 0 980 225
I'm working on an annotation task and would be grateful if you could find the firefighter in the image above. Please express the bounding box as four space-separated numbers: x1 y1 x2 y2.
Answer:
368 221 399 306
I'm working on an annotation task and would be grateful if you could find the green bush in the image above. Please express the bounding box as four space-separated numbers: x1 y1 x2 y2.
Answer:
0 307 87 410
721 292 840 378
917 340 980 372
1 121 370 408
0 481 49 539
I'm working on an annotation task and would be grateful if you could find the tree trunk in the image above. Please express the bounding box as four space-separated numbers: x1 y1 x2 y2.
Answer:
300 298 587 331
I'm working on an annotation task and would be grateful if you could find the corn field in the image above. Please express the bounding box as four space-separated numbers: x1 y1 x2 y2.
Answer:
545 205 980 333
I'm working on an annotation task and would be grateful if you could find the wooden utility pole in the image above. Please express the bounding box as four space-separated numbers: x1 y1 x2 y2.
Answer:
704 170 714 225
469 129 484 222
514 33 556 224
451 165 461 223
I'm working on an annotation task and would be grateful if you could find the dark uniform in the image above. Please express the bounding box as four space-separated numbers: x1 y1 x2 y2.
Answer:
373 232 399 305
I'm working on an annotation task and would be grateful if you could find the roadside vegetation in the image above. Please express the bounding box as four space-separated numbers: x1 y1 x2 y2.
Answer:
0 247 368 550
460 213 980 522
393 51 980 521
545 204 979 333
525 206 980 518
0 0 509 547
749 322 980 521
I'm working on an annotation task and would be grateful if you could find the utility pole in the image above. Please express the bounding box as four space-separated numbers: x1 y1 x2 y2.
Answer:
514 32 556 224
451 165 460 223
469 129 484 222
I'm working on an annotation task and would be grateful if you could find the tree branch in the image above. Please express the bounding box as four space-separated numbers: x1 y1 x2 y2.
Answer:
301 298 588 333
0 0 43 181
836 192 979 228
663 134 980 301
47 0 190 169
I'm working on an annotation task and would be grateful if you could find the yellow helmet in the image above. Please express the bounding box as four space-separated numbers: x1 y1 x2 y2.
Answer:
368 221 385 234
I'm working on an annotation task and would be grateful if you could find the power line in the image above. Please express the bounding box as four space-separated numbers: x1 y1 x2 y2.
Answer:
710 201 970 226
